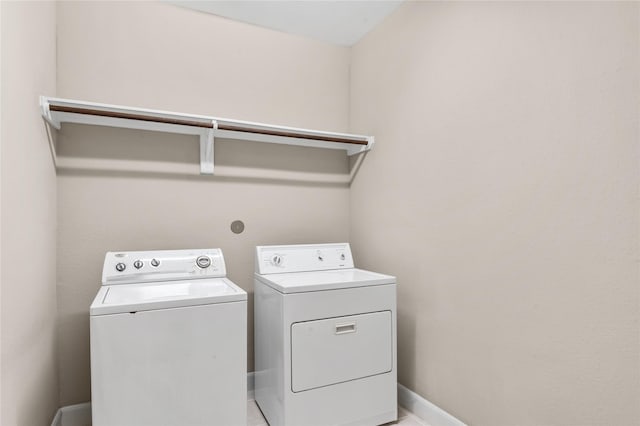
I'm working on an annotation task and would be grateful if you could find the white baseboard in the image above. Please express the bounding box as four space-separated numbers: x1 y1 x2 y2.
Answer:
397 383 467 426
51 376 465 426
50 402 92 426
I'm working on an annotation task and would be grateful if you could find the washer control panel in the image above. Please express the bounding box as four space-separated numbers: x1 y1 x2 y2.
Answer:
256 243 354 275
102 248 226 285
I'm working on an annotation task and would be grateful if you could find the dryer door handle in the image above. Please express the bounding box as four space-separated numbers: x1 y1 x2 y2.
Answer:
335 322 356 335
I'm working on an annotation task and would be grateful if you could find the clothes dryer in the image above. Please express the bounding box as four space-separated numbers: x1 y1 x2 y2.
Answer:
254 243 397 426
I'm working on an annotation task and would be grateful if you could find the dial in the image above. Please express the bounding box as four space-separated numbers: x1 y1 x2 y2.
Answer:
150 258 160 267
196 255 211 269
133 260 143 269
115 262 126 272
271 255 282 267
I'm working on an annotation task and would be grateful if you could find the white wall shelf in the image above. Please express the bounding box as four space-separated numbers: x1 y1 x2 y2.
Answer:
40 96 373 175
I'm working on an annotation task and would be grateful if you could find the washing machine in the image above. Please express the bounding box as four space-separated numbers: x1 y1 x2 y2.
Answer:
90 248 247 426
254 243 397 426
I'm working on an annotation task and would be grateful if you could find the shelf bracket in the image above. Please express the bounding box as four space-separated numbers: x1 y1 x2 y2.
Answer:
40 96 60 129
199 120 216 175
346 136 375 156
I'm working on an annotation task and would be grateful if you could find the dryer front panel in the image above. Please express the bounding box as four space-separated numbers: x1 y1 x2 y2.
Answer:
291 310 392 392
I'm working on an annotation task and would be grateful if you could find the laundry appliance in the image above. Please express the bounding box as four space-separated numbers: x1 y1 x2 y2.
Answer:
254 243 397 426
90 248 247 426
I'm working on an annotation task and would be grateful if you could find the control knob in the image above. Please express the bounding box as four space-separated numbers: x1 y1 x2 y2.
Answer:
133 260 143 269
150 258 160 267
196 255 211 269
115 262 126 272
271 255 282 267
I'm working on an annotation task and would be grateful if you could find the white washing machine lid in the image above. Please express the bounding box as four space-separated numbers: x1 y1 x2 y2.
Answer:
254 268 395 294
90 277 247 316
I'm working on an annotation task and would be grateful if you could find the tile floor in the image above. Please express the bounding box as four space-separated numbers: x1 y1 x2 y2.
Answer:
247 400 431 426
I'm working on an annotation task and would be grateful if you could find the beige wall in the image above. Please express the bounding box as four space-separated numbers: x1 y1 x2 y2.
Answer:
350 2 639 425
55 1 351 406
1 1 59 425
21 1 638 422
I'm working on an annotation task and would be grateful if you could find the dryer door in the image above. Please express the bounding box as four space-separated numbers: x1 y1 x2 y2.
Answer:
291 310 392 392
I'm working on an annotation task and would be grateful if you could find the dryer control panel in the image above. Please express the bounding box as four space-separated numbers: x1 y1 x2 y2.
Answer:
255 243 354 275
102 248 226 285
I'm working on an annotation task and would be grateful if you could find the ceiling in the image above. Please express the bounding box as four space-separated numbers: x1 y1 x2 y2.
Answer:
168 1 404 46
